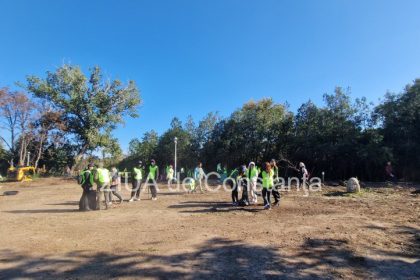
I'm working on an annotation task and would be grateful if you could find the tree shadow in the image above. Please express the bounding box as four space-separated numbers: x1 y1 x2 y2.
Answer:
45 201 79 206
5 209 78 214
168 201 263 213
1 237 418 279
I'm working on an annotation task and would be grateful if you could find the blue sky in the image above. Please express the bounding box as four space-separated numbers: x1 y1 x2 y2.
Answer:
1 0 419 152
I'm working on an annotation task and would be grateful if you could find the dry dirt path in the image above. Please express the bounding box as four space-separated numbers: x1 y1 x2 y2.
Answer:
0 178 419 279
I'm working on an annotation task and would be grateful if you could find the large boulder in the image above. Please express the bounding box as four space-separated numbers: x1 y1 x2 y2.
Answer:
346 177 360 193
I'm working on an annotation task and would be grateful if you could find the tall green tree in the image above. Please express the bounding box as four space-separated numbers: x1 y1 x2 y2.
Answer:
156 118 195 169
25 64 141 167
203 99 293 169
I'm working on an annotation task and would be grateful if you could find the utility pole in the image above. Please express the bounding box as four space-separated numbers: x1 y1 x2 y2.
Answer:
174 137 178 182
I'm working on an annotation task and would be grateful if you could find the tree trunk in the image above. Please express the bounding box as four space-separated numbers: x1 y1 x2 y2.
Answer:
71 144 89 172
19 136 25 166
34 132 47 170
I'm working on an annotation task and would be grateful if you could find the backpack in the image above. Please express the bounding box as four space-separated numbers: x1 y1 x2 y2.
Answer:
77 173 84 185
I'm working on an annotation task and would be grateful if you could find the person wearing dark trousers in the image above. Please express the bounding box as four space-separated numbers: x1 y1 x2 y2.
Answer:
238 165 249 206
228 179 239 206
270 159 280 207
262 162 274 210
95 162 111 210
109 167 123 203
147 159 159 200
227 167 239 206
129 161 143 202
79 163 96 211
385 161 398 184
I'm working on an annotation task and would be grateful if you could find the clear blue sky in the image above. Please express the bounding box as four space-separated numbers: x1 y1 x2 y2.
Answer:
1 0 419 152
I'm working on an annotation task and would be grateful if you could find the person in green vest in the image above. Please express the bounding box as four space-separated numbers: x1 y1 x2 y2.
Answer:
129 161 143 202
247 161 259 204
78 163 96 211
270 159 280 207
222 164 228 181
147 159 159 200
261 162 274 210
186 177 196 193
95 162 111 210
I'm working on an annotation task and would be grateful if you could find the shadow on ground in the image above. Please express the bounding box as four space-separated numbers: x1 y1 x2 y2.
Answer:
1 236 418 279
168 201 262 213
4 209 78 214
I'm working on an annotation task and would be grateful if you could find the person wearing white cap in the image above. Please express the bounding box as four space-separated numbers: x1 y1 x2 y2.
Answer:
247 161 259 204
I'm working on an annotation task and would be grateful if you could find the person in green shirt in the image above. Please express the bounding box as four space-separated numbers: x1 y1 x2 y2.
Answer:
78 163 96 211
95 162 111 210
247 161 259 204
270 159 280 207
147 159 159 200
129 161 143 202
261 162 274 210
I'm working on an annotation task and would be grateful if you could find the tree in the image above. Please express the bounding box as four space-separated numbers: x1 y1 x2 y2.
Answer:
156 118 195 169
203 99 293 169
375 79 420 180
32 107 64 169
25 64 141 168
0 88 36 166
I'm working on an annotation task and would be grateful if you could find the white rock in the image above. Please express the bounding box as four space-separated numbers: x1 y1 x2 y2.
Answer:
347 177 360 193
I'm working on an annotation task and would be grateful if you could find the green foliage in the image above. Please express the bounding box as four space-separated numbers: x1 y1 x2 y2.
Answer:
25 64 141 164
156 118 195 169
128 130 159 160
122 83 419 181
375 79 420 179
0 143 10 175
202 99 293 167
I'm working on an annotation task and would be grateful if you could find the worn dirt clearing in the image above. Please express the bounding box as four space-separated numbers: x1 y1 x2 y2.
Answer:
0 178 419 279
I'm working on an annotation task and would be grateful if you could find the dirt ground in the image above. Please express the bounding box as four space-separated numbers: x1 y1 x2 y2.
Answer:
0 178 419 280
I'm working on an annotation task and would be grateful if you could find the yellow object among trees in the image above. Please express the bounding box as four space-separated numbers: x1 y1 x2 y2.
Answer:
7 166 36 182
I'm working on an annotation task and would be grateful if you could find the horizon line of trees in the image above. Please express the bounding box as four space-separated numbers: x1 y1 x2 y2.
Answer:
122 80 420 181
0 64 418 181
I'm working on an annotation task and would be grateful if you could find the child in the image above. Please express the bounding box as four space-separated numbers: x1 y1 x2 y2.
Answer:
261 162 274 210
190 178 196 193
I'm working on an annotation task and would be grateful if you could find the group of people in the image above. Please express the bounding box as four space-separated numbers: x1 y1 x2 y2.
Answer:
224 159 308 210
78 160 159 211
78 158 309 211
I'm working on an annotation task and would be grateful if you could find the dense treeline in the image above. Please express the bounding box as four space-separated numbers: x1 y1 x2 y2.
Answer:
123 80 420 181
0 64 418 181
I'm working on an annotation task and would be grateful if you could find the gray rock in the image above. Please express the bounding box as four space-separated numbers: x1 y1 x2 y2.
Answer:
346 177 360 193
